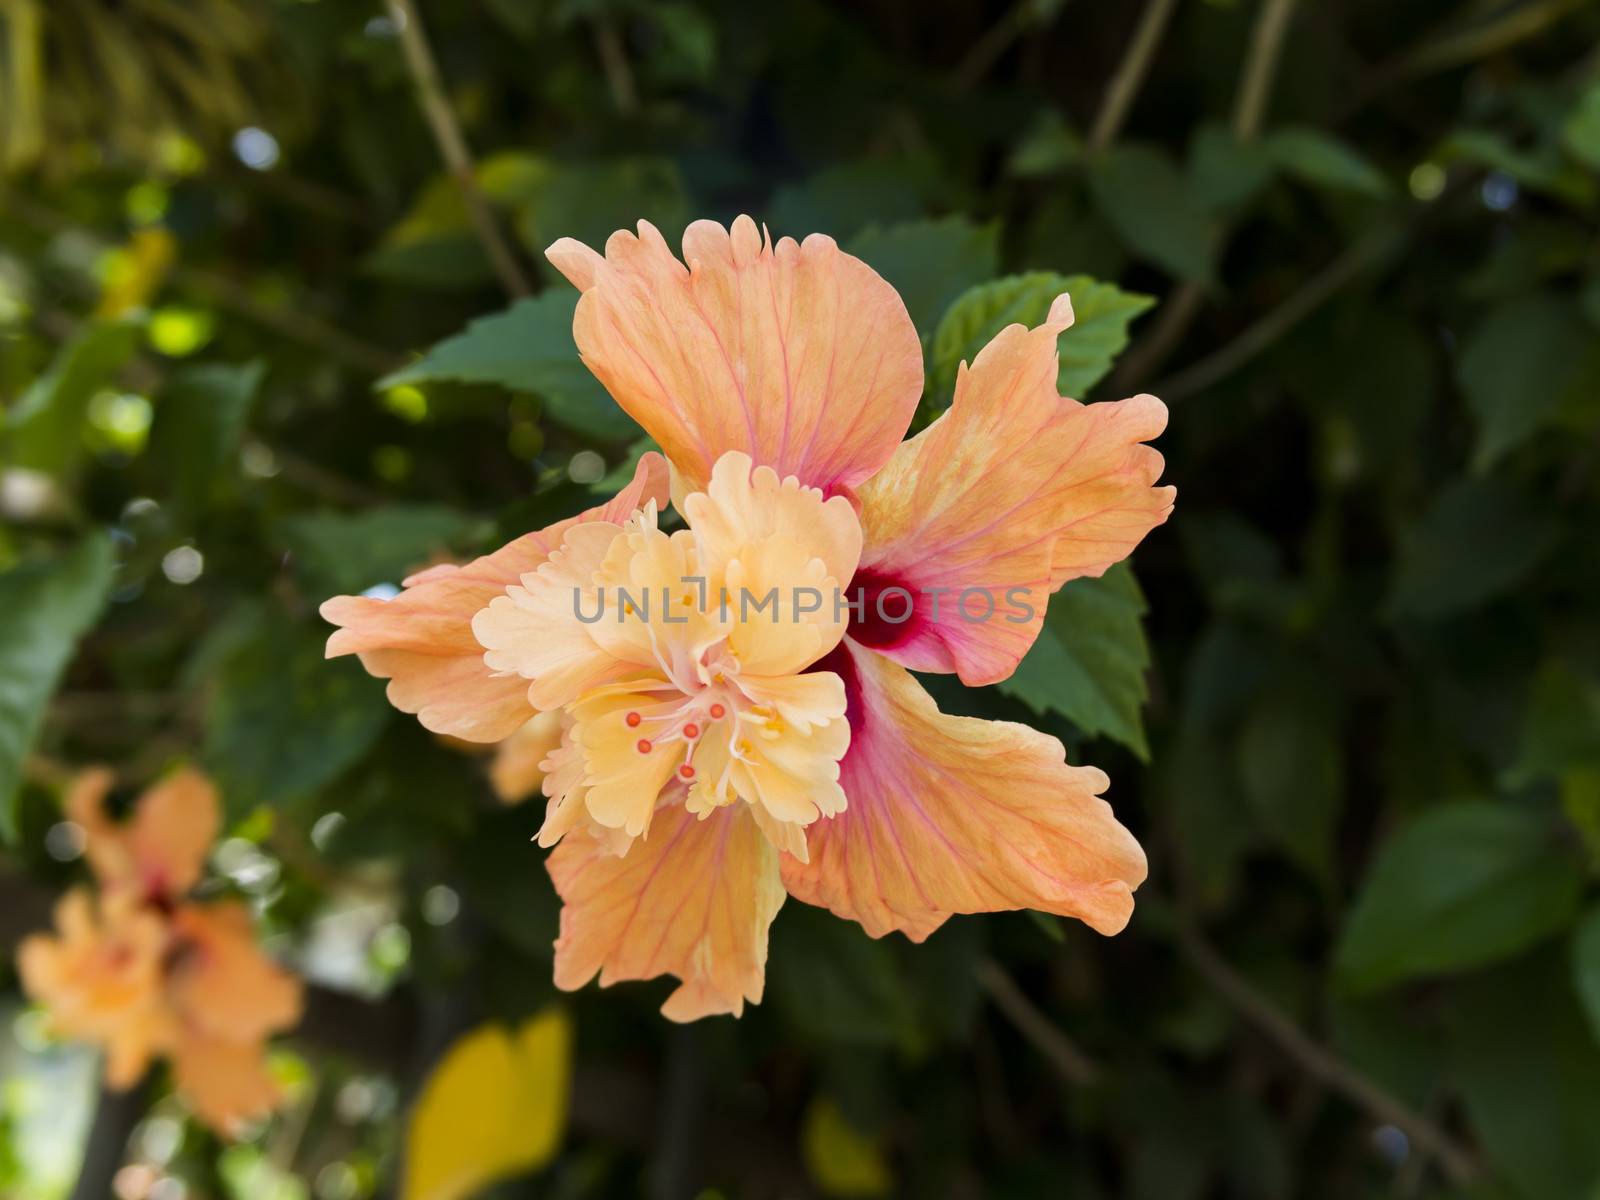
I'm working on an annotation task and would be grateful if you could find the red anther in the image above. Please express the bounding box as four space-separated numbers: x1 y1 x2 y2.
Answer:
625 711 642 728
678 763 697 780
709 703 726 719
635 738 653 754
683 722 701 739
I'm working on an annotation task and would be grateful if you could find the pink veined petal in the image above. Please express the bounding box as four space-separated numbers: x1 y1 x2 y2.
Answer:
545 216 924 497
546 798 785 1021
851 294 1174 686
781 640 1148 941
320 453 669 741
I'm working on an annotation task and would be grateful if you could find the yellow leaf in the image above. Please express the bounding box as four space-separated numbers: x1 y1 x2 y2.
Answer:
801 1097 894 1198
96 227 177 319
402 1008 573 1200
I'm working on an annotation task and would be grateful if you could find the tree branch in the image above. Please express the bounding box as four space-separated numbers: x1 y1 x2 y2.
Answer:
975 958 1102 1087
1088 0 1183 153
1175 922 1479 1186
386 0 531 299
69 1075 152 1200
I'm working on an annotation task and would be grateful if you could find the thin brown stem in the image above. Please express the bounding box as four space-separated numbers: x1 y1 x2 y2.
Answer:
1391 0 1589 83
386 0 531 298
1175 922 1479 1186
1155 226 1396 400
1112 0 1299 393
1088 0 1183 153
593 17 638 113
1232 0 1299 139
975 958 1102 1087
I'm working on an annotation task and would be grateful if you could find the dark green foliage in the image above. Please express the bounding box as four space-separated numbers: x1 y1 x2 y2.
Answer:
4 0 1600 1196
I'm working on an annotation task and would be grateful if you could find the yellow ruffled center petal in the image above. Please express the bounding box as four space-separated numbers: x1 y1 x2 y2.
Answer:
520 452 859 858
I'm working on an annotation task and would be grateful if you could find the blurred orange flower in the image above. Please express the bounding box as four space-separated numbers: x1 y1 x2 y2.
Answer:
18 768 302 1135
324 216 1172 1020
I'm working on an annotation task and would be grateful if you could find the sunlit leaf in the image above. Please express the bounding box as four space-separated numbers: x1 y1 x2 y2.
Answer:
801 1097 893 1198
0 534 115 838
2 319 142 478
929 271 1153 404
380 293 636 441
403 1009 572 1200
95 227 177 318
998 563 1151 758
1336 803 1583 992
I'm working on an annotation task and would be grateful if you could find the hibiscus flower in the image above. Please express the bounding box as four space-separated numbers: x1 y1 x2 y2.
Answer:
322 216 1173 1020
18 769 302 1134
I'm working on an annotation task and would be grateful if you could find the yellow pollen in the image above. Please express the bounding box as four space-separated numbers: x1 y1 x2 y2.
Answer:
764 718 784 733
736 739 752 756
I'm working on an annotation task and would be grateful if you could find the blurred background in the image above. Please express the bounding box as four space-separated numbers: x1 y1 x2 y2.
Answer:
3 0 1600 1197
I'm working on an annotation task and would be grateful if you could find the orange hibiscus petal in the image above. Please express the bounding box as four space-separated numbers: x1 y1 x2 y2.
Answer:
167 903 302 1043
321 453 668 741
546 216 924 497
547 799 785 1020
127 768 219 899
67 767 218 901
851 295 1173 685
782 641 1147 940
171 1032 284 1136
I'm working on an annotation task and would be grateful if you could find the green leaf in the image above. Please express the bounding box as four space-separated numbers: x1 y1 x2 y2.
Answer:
1458 292 1592 469
148 361 265 515
1006 108 1082 178
1572 904 1600 1047
1563 82 1600 171
1335 803 1583 992
1189 124 1276 213
1235 689 1342 884
2 320 142 478
1506 660 1600 788
1441 129 1594 206
770 904 920 1050
365 175 493 289
1088 145 1218 284
204 612 391 819
769 160 935 242
276 505 484 596
997 563 1151 758
381 293 636 440
1263 127 1389 197
1450 950 1600 1199
929 271 1154 404
0 535 116 838
508 156 690 263
847 217 999 337
1387 478 1557 619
